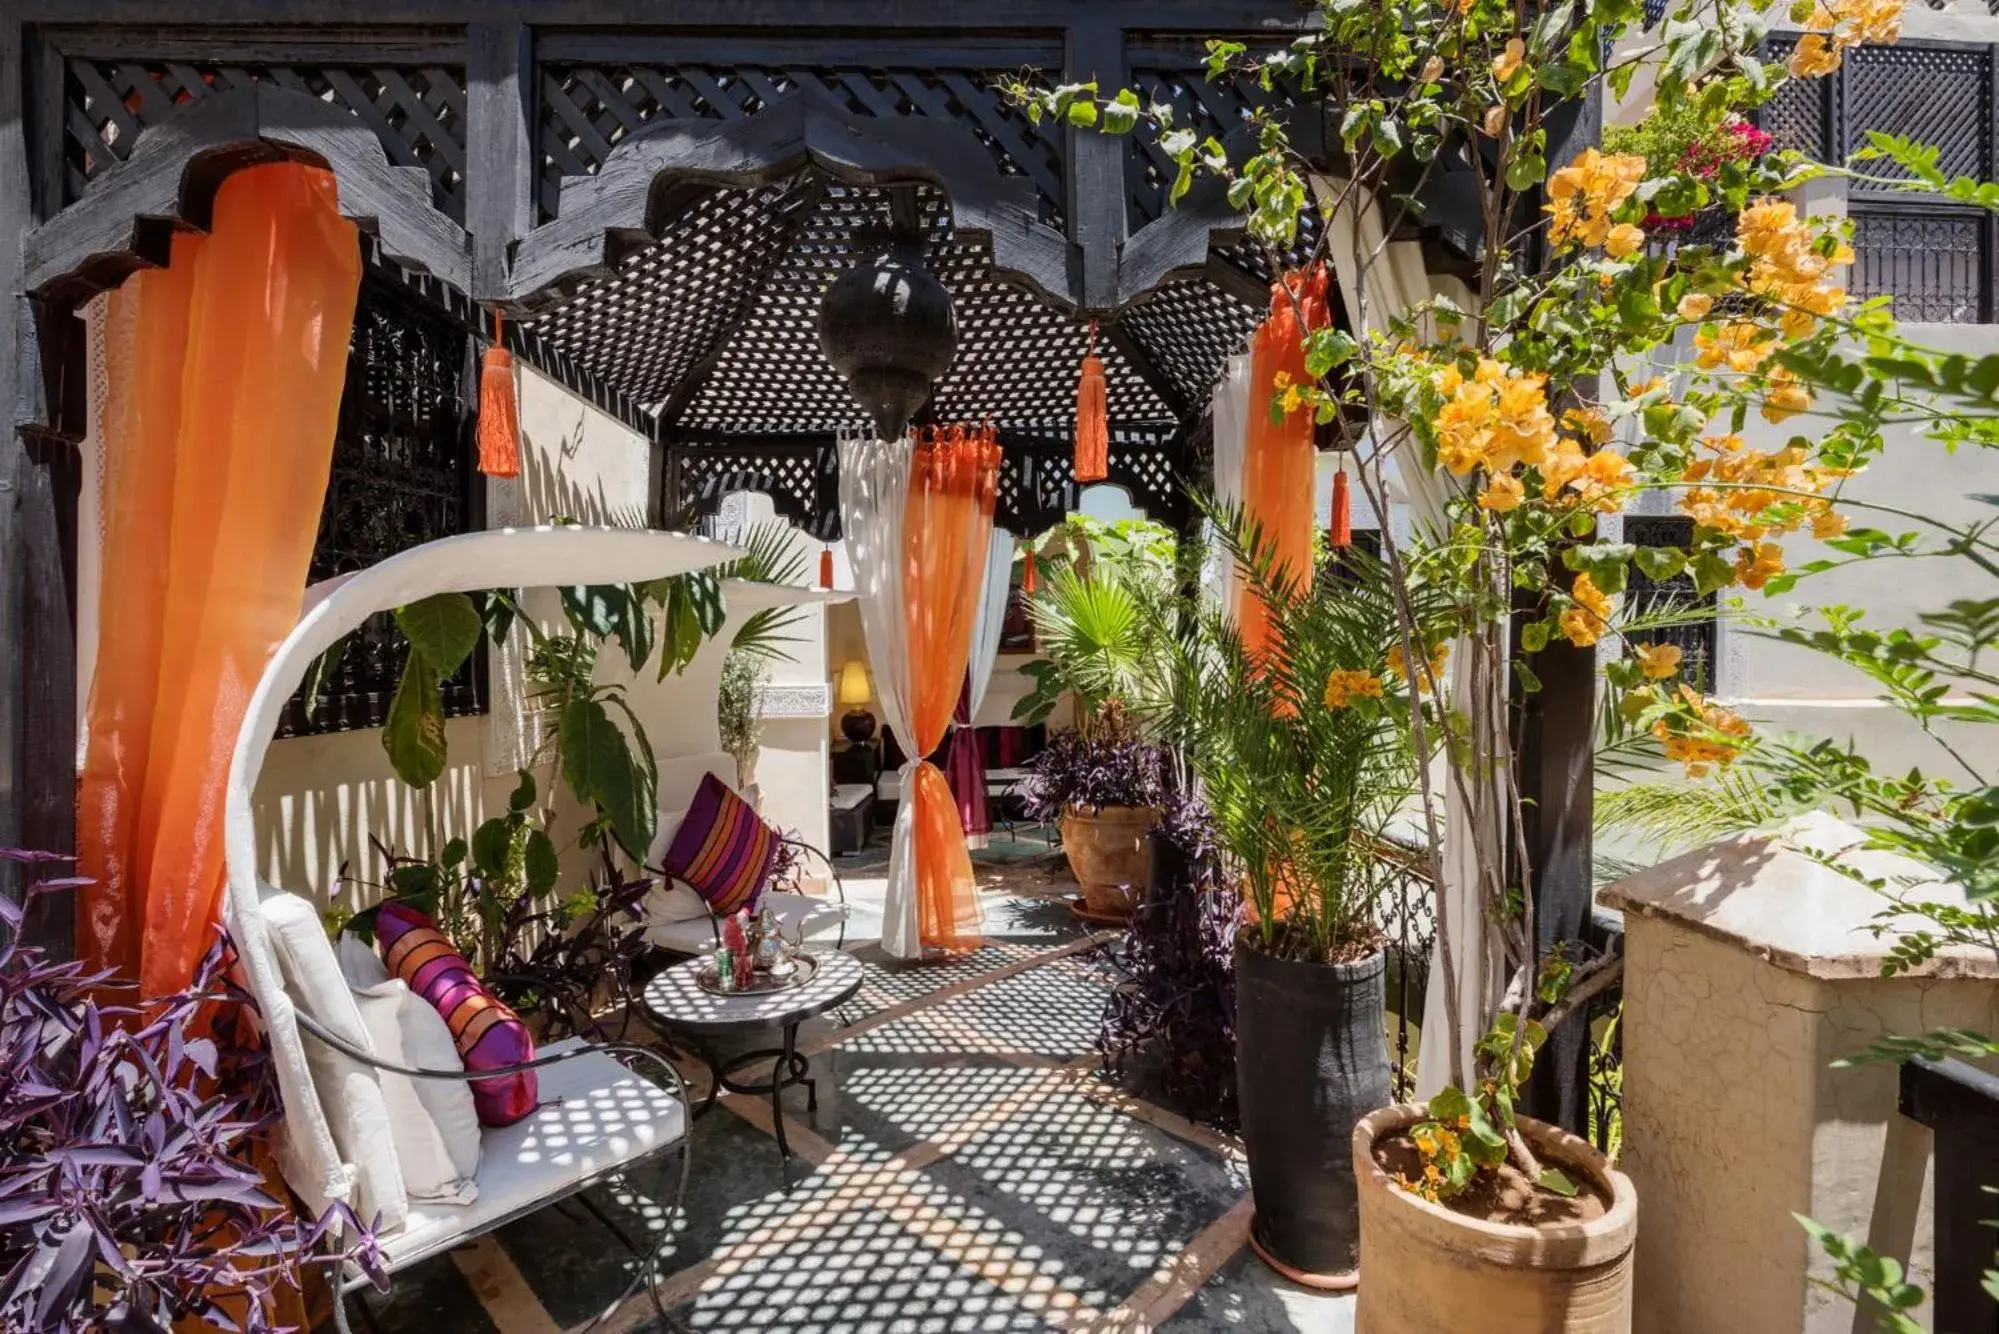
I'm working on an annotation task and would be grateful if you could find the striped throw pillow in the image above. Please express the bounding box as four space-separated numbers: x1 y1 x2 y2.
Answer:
375 902 538 1128
663 772 779 917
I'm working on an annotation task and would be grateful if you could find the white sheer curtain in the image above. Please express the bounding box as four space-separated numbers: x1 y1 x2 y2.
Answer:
1204 352 1252 609
958 529 1015 848
1320 175 1497 1096
838 426 924 957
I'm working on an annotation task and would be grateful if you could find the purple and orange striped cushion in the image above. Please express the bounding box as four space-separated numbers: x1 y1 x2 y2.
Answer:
663 772 779 917
376 902 538 1128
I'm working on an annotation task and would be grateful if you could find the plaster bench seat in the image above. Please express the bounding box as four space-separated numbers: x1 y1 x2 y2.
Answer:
641 890 849 956
378 1037 686 1274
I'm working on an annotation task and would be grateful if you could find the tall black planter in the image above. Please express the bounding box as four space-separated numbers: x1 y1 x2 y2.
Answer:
1235 941 1390 1279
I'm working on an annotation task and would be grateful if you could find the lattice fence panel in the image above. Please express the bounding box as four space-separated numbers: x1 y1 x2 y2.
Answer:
1850 206 1991 322
524 181 811 409
1844 43 1993 186
537 63 1062 225
1119 277 1263 409
63 58 467 219
1756 38 1830 162
283 277 484 737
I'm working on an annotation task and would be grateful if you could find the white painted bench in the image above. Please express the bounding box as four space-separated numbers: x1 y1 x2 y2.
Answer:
222 527 743 1330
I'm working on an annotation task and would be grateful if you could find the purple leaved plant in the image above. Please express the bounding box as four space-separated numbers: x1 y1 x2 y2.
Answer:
1096 788 1244 1130
1018 728 1164 820
0 849 382 1333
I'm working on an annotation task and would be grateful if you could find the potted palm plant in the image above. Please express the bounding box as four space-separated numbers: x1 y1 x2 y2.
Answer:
1014 520 1179 919
1183 513 1432 1286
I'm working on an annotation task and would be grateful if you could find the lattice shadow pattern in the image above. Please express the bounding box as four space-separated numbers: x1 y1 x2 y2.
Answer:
63 58 467 218
537 63 1063 226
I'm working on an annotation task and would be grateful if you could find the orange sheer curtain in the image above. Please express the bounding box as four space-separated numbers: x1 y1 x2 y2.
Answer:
902 425 1002 952
77 163 361 995
1235 266 1329 665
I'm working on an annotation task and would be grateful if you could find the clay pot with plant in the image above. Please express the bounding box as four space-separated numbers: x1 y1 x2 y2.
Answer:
1179 519 1440 1286
1018 717 1163 919
1352 1003 1637 1333
1013 528 1181 918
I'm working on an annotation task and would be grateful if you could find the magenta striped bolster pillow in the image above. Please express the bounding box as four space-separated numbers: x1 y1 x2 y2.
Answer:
663 772 779 917
376 902 538 1127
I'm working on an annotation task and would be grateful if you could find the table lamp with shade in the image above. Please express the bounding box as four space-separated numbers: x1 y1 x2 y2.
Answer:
837 660 876 744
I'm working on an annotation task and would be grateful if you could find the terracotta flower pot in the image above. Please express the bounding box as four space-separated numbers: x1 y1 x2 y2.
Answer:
1352 1103 1637 1334
1058 805 1156 918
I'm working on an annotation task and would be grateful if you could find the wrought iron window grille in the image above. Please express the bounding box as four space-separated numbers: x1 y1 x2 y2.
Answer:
277 274 488 738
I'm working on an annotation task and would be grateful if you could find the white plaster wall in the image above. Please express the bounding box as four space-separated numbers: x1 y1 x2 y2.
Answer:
1629 318 1999 779
251 362 654 905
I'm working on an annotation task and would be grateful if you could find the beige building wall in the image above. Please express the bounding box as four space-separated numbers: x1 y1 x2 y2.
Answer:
1608 818 1999 1333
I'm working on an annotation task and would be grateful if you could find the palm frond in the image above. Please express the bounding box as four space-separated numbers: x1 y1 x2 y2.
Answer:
722 519 810 661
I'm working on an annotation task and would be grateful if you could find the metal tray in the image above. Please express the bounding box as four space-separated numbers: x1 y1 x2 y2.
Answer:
694 951 820 996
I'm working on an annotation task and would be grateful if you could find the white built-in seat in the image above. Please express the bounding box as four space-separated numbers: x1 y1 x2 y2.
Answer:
383 1037 684 1271
221 527 734 1301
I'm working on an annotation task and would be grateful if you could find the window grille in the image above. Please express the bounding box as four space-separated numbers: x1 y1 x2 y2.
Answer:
1758 37 1998 324
1623 517 1719 692
277 277 486 738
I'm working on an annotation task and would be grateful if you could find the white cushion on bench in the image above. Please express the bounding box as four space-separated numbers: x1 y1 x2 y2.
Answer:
831 783 873 812
875 770 903 803
642 890 849 956
380 1037 686 1272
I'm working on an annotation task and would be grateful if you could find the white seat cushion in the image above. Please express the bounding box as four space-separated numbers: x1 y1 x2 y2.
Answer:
261 886 409 1233
875 771 903 803
379 1038 687 1272
831 783 873 812
338 936 482 1205
642 890 849 956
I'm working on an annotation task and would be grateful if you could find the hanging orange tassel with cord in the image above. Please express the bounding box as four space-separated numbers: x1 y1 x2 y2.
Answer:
477 309 521 479
819 547 834 589
1023 547 1038 595
1073 321 1108 483
1329 457 1352 548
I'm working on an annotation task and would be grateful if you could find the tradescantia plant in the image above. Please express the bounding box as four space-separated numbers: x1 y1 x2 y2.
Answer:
0 850 381 1332
1096 787 1244 1128
1017 721 1165 819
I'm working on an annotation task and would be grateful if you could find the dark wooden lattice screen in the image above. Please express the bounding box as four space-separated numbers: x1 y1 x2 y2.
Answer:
1624 516 1719 691
278 277 486 738
1760 36 1999 323
61 56 468 219
534 59 1063 225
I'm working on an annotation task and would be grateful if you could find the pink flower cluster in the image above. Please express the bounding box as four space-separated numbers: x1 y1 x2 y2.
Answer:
1644 119 1773 231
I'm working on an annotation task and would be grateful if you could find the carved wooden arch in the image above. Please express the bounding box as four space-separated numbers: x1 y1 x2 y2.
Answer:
507 88 1080 313
21 83 471 305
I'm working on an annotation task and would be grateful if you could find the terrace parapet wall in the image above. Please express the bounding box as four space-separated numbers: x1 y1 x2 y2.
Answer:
1604 812 1999 1334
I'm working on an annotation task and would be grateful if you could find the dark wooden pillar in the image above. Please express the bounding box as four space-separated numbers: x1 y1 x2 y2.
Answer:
1063 15 1126 312
3 17 83 956
1517 83 1604 1134
467 20 534 304
0 16 26 889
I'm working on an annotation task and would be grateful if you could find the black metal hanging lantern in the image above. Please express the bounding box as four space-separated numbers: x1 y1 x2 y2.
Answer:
817 190 958 441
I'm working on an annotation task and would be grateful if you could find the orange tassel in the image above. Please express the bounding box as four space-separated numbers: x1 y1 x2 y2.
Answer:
1023 549 1038 595
1329 463 1351 548
1074 322 1108 484
819 547 834 589
477 310 520 479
